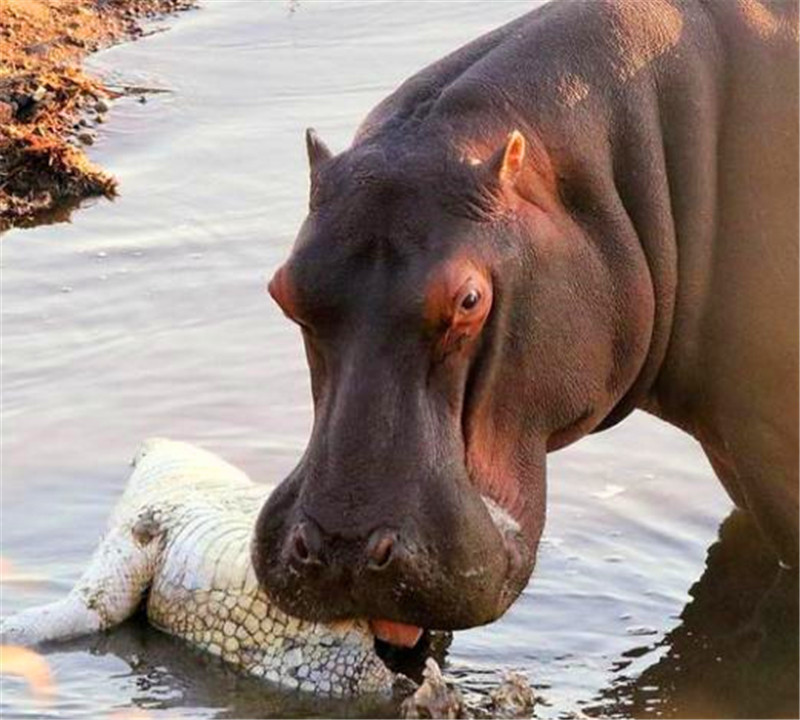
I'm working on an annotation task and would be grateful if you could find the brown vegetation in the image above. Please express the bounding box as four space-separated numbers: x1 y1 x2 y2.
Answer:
0 0 194 231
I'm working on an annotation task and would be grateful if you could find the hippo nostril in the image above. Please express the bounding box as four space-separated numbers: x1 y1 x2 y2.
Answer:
367 530 396 570
294 531 309 561
287 521 322 566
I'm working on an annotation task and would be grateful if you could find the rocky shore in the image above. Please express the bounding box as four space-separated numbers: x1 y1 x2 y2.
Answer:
0 0 195 231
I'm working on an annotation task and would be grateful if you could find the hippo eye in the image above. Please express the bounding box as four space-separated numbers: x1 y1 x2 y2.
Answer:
460 290 481 311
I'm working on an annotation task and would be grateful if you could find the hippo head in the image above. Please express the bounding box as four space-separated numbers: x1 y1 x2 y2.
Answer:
252 127 653 639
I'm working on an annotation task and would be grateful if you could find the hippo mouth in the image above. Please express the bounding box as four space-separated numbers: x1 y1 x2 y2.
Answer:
370 619 425 648
372 626 452 682
365 494 524 650
479 491 531 600
363 494 523 661
362 494 522 655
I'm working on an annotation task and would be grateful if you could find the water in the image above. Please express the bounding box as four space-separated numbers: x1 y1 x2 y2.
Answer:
1 2 796 718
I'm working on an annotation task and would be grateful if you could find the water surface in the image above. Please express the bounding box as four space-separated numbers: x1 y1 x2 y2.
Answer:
1 2 796 718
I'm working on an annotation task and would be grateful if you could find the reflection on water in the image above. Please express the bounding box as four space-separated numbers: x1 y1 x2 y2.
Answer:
586 511 799 719
32 617 399 720
1 1 797 718
14 622 451 719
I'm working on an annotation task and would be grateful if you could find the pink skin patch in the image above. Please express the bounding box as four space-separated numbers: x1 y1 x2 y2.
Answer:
369 619 424 648
425 257 529 537
424 257 492 361
267 264 300 321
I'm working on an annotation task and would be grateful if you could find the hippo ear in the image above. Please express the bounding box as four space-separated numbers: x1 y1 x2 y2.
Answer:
305 128 333 175
485 130 526 184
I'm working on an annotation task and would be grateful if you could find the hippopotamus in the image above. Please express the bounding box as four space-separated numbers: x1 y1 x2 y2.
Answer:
252 0 799 644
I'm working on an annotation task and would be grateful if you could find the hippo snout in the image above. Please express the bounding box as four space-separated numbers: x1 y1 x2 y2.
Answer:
287 519 400 573
274 515 432 627
251 462 531 634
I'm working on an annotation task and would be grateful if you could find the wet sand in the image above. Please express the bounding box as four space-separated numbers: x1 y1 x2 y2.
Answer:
0 0 194 231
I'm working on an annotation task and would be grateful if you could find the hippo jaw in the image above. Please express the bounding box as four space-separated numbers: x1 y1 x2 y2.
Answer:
252 444 542 633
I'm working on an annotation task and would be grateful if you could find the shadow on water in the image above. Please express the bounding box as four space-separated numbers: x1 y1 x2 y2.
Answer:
45 620 451 719
0 197 90 235
586 510 799 719
48 616 397 719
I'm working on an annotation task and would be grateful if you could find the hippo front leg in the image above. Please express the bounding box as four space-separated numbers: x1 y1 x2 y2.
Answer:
701 419 799 568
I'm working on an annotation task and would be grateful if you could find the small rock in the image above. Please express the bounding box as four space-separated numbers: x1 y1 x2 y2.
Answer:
13 95 38 122
96 114 106 124
626 625 658 636
393 673 419 699
401 658 463 719
488 672 535 718
78 132 95 146
0 101 13 124
94 99 110 114
24 42 49 57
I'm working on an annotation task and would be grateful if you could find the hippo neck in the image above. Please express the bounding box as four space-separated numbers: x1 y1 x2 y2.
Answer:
597 4 734 438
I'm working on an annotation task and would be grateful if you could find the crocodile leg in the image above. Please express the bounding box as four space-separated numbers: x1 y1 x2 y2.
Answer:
1 519 160 646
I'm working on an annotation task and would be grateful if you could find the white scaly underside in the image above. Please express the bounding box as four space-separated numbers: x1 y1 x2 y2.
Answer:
0 439 393 697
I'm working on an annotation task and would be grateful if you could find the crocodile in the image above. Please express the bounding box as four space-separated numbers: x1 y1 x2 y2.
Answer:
0 438 394 697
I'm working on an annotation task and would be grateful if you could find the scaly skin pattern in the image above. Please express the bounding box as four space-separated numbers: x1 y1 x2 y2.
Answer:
0 439 393 697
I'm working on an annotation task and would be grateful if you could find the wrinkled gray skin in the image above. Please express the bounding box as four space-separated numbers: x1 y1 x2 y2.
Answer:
253 0 799 634
0 439 393 698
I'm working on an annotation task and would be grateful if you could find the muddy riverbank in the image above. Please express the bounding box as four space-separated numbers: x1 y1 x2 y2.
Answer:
0 0 194 231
